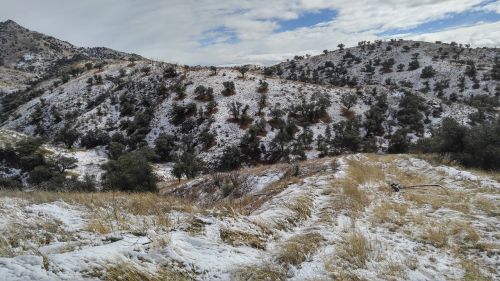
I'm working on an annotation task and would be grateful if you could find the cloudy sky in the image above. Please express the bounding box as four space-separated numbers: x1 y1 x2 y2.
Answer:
1 0 499 65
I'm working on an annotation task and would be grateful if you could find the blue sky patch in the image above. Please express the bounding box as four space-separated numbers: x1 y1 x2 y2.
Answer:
198 26 240 47
276 9 337 32
378 9 500 36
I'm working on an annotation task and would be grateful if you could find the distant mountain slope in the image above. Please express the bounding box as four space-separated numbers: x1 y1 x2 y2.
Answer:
0 20 141 94
268 40 500 100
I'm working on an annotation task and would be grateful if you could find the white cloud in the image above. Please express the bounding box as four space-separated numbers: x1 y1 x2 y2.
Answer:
405 21 500 47
0 0 498 65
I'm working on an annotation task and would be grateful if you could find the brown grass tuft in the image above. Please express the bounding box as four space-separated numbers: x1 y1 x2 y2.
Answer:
220 228 266 250
233 263 287 281
275 232 323 266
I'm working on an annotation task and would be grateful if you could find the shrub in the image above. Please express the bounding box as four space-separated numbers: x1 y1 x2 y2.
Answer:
107 142 126 160
332 119 361 154
416 117 500 170
102 152 156 191
257 80 269 93
420 66 436 78
397 92 427 135
154 133 176 161
172 152 204 180
170 103 197 125
221 81 236 96
341 93 358 110
55 125 79 148
388 129 409 153
80 129 111 148
163 66 178 78
194 85 214 101
218 145 242 171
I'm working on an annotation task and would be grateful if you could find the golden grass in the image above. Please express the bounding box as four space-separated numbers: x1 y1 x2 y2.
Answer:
344 178 370 209
0 191 191 235
474 196 498 216
0 218 73 257
328 158 387 217
461 260 493 281
98 262 192 281
275 232 323 266
449 222 481 247
424 225 448 248
0 235 14 257
0 191 194 214
403 188 472 213
220 228 266 250
233 263 287 281
330 230 376 269
381 260 408 280
345 159 385 185
285 195 313 222
372 200 409 227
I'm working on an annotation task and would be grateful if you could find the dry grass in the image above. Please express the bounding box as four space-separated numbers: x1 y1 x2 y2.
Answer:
285 195 313 222
380 260 408 280
461 260 493 281
449 222 481 247
151 234 170 250
385 163 428 187
220 228 266 250
403 188 472 213
0 191 192 235
0 236 14 257
0 219 72 257
97 262 192 281
186 217 207 235
424 225 448 248
0 191 194 214
330 230 376 270
372 200 409 227
474 195 498 216
346 159 385 185
275 232 323 266
328 158 386 216
333 178 370 216
233 263 287 281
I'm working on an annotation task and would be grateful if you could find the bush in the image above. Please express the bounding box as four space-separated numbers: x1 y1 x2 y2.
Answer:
102 152 156 191
388 129 409 153
257 80 269 93
170 103 197 125
80 129 111 148
420 66 436 78
416 117 500 170
56 125 79 148
396 92 427 135
194 85 214 101
172 152 204 180
221 81 236 96
107 142 126 160
154 133 176 161
218 145 242 171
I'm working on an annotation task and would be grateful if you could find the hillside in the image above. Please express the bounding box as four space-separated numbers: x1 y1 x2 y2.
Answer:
0 21 499 186
0 19 499 281
0 20 141 94
0 154 498 280
269 40 500 99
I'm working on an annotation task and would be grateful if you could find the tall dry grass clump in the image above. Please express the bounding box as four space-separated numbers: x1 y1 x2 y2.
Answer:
275 232 323 266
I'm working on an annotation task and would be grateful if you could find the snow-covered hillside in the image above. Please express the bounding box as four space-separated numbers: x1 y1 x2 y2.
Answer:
271 40 499 100
0 154 498 280
0 21 498 183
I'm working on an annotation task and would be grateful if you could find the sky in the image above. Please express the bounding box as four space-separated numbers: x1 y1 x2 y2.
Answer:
1 0 499 66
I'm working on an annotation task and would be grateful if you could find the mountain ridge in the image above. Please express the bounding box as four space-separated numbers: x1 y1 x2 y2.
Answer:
0 21 498 185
